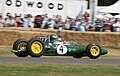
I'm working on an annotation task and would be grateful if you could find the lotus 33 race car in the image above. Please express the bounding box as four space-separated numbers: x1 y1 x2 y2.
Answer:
12 34 108 59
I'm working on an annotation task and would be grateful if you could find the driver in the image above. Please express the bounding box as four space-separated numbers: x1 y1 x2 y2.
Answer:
49 34 58 44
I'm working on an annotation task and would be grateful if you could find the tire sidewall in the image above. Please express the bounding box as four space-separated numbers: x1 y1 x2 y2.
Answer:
86 43 101 59
27 38 45 57
13 39 28 57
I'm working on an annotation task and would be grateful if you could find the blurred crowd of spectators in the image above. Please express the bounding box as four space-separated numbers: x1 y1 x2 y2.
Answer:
0 13 120 32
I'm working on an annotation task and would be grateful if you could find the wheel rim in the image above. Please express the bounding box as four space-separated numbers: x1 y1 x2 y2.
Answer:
31 41 43 54
90 46 100 56
17 42 27 50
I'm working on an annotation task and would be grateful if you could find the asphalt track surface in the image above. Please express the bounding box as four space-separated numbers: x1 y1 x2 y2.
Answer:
0 56 120 64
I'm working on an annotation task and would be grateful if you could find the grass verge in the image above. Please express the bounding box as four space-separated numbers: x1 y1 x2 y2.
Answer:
0 46 13 56
0 63 120 76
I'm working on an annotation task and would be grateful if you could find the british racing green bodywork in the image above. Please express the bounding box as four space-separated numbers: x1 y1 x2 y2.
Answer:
12 36 108 59
43 42 108 57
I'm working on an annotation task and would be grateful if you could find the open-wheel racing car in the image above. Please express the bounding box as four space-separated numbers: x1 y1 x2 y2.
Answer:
12 34 108 59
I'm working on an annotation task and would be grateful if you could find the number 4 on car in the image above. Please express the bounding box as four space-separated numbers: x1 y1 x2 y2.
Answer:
11 34 108 59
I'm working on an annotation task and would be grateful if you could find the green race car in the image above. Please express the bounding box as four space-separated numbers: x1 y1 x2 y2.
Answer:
12 34 108 59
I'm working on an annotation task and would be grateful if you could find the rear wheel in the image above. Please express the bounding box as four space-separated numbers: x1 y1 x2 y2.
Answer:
27 38 45 57
13 39 28 57
86 43 101 59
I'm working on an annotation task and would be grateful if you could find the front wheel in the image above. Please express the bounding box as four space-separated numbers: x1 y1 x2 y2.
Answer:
27 38 45 57
86 43 101 59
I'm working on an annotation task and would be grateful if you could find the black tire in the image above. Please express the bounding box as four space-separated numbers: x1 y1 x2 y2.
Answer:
73 55 83 58
27 38 45 57
86 43 101 59
13 39 28 57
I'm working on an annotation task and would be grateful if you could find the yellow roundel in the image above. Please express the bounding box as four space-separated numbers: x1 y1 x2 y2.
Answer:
31 41 43 54
90 46 100 56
